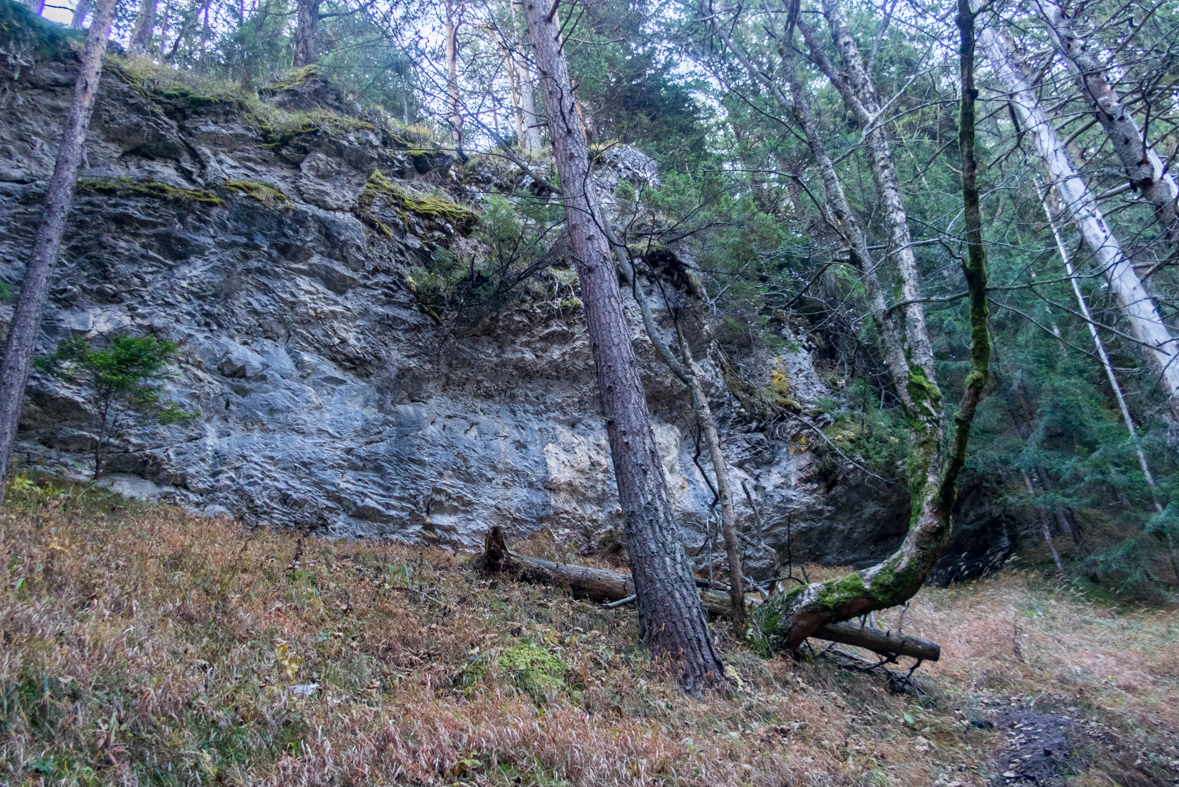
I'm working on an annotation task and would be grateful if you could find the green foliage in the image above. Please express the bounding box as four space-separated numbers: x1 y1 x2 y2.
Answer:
0 279 12 303
818 380 910 481
36 335 197 478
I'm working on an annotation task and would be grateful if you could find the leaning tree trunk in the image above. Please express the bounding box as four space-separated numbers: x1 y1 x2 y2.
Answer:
0 0 118 500
128 0 158 56
980 25 1179 422
745 0 990 652
292 0 321 68
523 0 726 691
1040 184 1179 579
1038 0 1179 252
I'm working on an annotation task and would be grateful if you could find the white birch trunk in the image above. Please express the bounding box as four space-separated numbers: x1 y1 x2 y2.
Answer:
1038 0 1179 250
980 25 1179 420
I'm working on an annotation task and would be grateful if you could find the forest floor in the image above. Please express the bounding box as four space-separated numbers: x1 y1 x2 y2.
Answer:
1 477 1177 787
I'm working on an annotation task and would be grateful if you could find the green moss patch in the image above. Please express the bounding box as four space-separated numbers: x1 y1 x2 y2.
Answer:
224 180 291 206
359 171 477 234
264 64 321 92
77 178 222 206
497 642 568 704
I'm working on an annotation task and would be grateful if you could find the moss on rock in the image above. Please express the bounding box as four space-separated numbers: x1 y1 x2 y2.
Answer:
359 171 477 235
224 180 291 206
77 178 222 206
497 642 568 704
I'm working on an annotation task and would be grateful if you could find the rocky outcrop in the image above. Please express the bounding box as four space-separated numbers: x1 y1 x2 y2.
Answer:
0 11 1012 579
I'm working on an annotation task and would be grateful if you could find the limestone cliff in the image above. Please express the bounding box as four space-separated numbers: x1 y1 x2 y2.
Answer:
0 9 1012 580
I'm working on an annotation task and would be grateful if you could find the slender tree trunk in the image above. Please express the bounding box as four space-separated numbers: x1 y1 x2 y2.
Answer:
510 0 542 152
504 49 527 146
71 0 93 28
1037 0 1179 251
613 252 746 638
1024 468 1067 578
129 0 158 56
0 0 118 501
292 0 321 68
165 0 212 62
1040 184 1179 580
523 0 726 691
980 25 1179 421
445 0 464 152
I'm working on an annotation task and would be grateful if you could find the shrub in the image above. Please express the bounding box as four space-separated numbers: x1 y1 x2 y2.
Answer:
35 334 198 478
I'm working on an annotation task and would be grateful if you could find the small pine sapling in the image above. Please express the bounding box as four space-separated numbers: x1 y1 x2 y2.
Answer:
36 334 198 478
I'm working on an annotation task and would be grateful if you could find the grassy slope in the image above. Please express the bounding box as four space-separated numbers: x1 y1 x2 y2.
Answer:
1 479 1176 787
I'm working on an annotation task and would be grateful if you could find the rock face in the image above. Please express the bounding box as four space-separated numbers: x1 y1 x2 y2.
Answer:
0 22 1012 579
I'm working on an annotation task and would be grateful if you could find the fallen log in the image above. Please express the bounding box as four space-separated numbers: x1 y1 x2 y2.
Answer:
482 527 940 662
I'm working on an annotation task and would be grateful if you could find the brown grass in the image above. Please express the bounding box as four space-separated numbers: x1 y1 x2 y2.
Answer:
1 477 1176 786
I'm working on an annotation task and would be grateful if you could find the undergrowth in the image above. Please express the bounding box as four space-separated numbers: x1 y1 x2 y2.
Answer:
1 479 1176 786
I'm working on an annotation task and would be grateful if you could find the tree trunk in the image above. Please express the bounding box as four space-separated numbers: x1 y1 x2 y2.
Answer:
613 253 745 638
745 0 989 652
1038 0 1179 252
482 527 941 661
979 25 1179 422
1024 469 1067 578
523 0 725 692
516 60 541 151
128 0 158 56
510 0 542 152
504 49 526 147
0 0 118 500
292 0 321 68
445 0 464 152
71 0 93 27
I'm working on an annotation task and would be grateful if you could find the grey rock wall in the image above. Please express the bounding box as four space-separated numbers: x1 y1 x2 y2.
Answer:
0 36 1013 579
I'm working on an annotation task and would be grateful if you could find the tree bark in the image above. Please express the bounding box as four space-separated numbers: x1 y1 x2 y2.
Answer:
292 0 321 68
445 0 464 152
613 253 745 638
129 0 158 56
523 0 726 692
1037 0 1179 252
482 527 941 661
979 25 1179 422
0 0 118 500
71 0 93 28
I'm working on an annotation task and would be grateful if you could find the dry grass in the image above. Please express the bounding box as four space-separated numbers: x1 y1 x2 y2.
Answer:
1 478 1176 787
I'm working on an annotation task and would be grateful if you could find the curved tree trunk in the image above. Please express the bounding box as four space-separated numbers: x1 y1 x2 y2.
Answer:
129 0 158 56
0 0 119 500
980 25 1179 422
1038 0 1179 252
522 0 726 692
292 0 321 68
741 0 989 651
